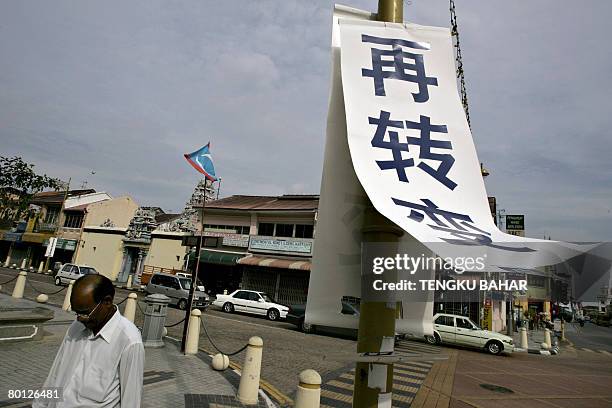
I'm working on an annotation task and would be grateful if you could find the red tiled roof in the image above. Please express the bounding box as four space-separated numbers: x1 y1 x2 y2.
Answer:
204 195 319 211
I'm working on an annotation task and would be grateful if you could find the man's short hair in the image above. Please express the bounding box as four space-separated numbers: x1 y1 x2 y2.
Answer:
74 274 115 303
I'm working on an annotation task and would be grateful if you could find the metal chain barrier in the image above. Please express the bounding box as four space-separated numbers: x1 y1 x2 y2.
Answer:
25 278 66 296
199 318 248 356
164 316 186 328
115 295 130 306
0 275 19 286
136 301 146 316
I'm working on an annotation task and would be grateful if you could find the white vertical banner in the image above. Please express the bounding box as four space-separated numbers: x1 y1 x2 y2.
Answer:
45 237 58 258
306 6 434 338
338 18 589 269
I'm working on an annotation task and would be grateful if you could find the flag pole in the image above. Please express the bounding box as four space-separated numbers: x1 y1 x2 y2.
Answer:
181 179 209 353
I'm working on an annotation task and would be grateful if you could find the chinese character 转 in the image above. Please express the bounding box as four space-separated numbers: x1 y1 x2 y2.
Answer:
361 34 438 102
369 111 456 190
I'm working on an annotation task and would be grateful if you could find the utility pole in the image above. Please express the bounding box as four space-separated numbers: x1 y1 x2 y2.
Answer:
352 2 404 407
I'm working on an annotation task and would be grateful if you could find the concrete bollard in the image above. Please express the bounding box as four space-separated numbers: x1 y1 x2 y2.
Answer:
561 320 566 341
541 342 550 350
123 293 138 323
126 274 133 289
12 271 27 299
38 261 44 273
212 353 230 371
520 327 528 349
544 329 552 348
20 259 27 270
185 309 202 355
295 369 322 408
62 281 74 311
36 294 49 303
3 256 10 267
237 336 264 405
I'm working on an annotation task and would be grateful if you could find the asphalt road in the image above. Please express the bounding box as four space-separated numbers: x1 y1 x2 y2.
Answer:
564 319 612 353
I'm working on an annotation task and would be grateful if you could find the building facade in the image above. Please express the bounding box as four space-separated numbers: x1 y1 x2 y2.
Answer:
186 194 318 305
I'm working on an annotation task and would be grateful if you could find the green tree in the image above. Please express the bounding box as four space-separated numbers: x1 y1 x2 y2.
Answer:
0 156 61 225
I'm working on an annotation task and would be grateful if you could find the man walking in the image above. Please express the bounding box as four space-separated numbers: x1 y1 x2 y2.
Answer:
33 274 144 407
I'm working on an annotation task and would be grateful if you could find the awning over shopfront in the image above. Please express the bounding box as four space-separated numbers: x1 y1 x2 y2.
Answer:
237 255 311 271
188 249 244 266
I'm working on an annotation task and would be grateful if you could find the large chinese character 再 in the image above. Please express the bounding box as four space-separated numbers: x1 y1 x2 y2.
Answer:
405 115 456 190
361 34 438 102
392 197 535 252
370 110 414 182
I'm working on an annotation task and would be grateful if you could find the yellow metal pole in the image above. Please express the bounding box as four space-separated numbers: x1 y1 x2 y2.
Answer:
376 0 403 23
353 4 405 406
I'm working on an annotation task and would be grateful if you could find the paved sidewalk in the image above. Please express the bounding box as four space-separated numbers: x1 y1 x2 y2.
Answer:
511 328 558 353
0 294 269 408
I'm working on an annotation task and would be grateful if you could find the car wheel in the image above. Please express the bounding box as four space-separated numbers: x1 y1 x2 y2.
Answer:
301 319 314 333
267 308 280 321
223 302 234 313
178 299 188 310
486 340 503 355
54 277 62 286
425 333 440 345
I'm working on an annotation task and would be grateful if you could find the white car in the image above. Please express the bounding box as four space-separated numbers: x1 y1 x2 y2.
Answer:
425 313 514 355
213 289 289 321
175 272 206 292
54 263 99 286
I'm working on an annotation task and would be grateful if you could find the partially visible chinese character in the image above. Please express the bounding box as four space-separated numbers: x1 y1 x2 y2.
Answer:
405 115 456 190
392 197 535 252
370 110 413 182
361 34 438 102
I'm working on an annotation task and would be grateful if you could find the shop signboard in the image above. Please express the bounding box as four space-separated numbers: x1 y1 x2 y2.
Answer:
249 236 313 255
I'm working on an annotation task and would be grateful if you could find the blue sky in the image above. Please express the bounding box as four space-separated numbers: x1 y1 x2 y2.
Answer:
1 1 611 240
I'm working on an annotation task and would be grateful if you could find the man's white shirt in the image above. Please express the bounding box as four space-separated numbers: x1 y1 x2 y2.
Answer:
33 307 144 407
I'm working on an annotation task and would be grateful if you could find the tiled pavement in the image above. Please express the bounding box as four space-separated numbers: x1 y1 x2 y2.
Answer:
318 340 443 407
0 294 269 408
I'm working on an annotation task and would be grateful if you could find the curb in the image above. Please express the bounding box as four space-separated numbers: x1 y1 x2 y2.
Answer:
164 336 282 408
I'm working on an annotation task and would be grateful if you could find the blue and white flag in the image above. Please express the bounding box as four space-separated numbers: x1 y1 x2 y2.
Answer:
184 143 218 181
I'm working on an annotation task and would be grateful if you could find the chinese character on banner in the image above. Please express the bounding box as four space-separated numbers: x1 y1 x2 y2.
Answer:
391 197 534 252
370 110 456 190
361 34 438 102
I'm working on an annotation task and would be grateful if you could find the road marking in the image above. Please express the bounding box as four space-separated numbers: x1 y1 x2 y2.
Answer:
581 348 595 352
599 350 612 356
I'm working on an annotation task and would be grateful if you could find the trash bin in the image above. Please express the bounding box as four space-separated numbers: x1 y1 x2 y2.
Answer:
142 294 170 348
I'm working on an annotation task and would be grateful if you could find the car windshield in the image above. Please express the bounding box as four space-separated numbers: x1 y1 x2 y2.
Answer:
179 278 191 290
80 267 97 275
261 294 274 302
466 318 480 329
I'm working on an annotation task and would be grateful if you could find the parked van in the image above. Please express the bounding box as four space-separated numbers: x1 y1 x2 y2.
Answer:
145 272 209 310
